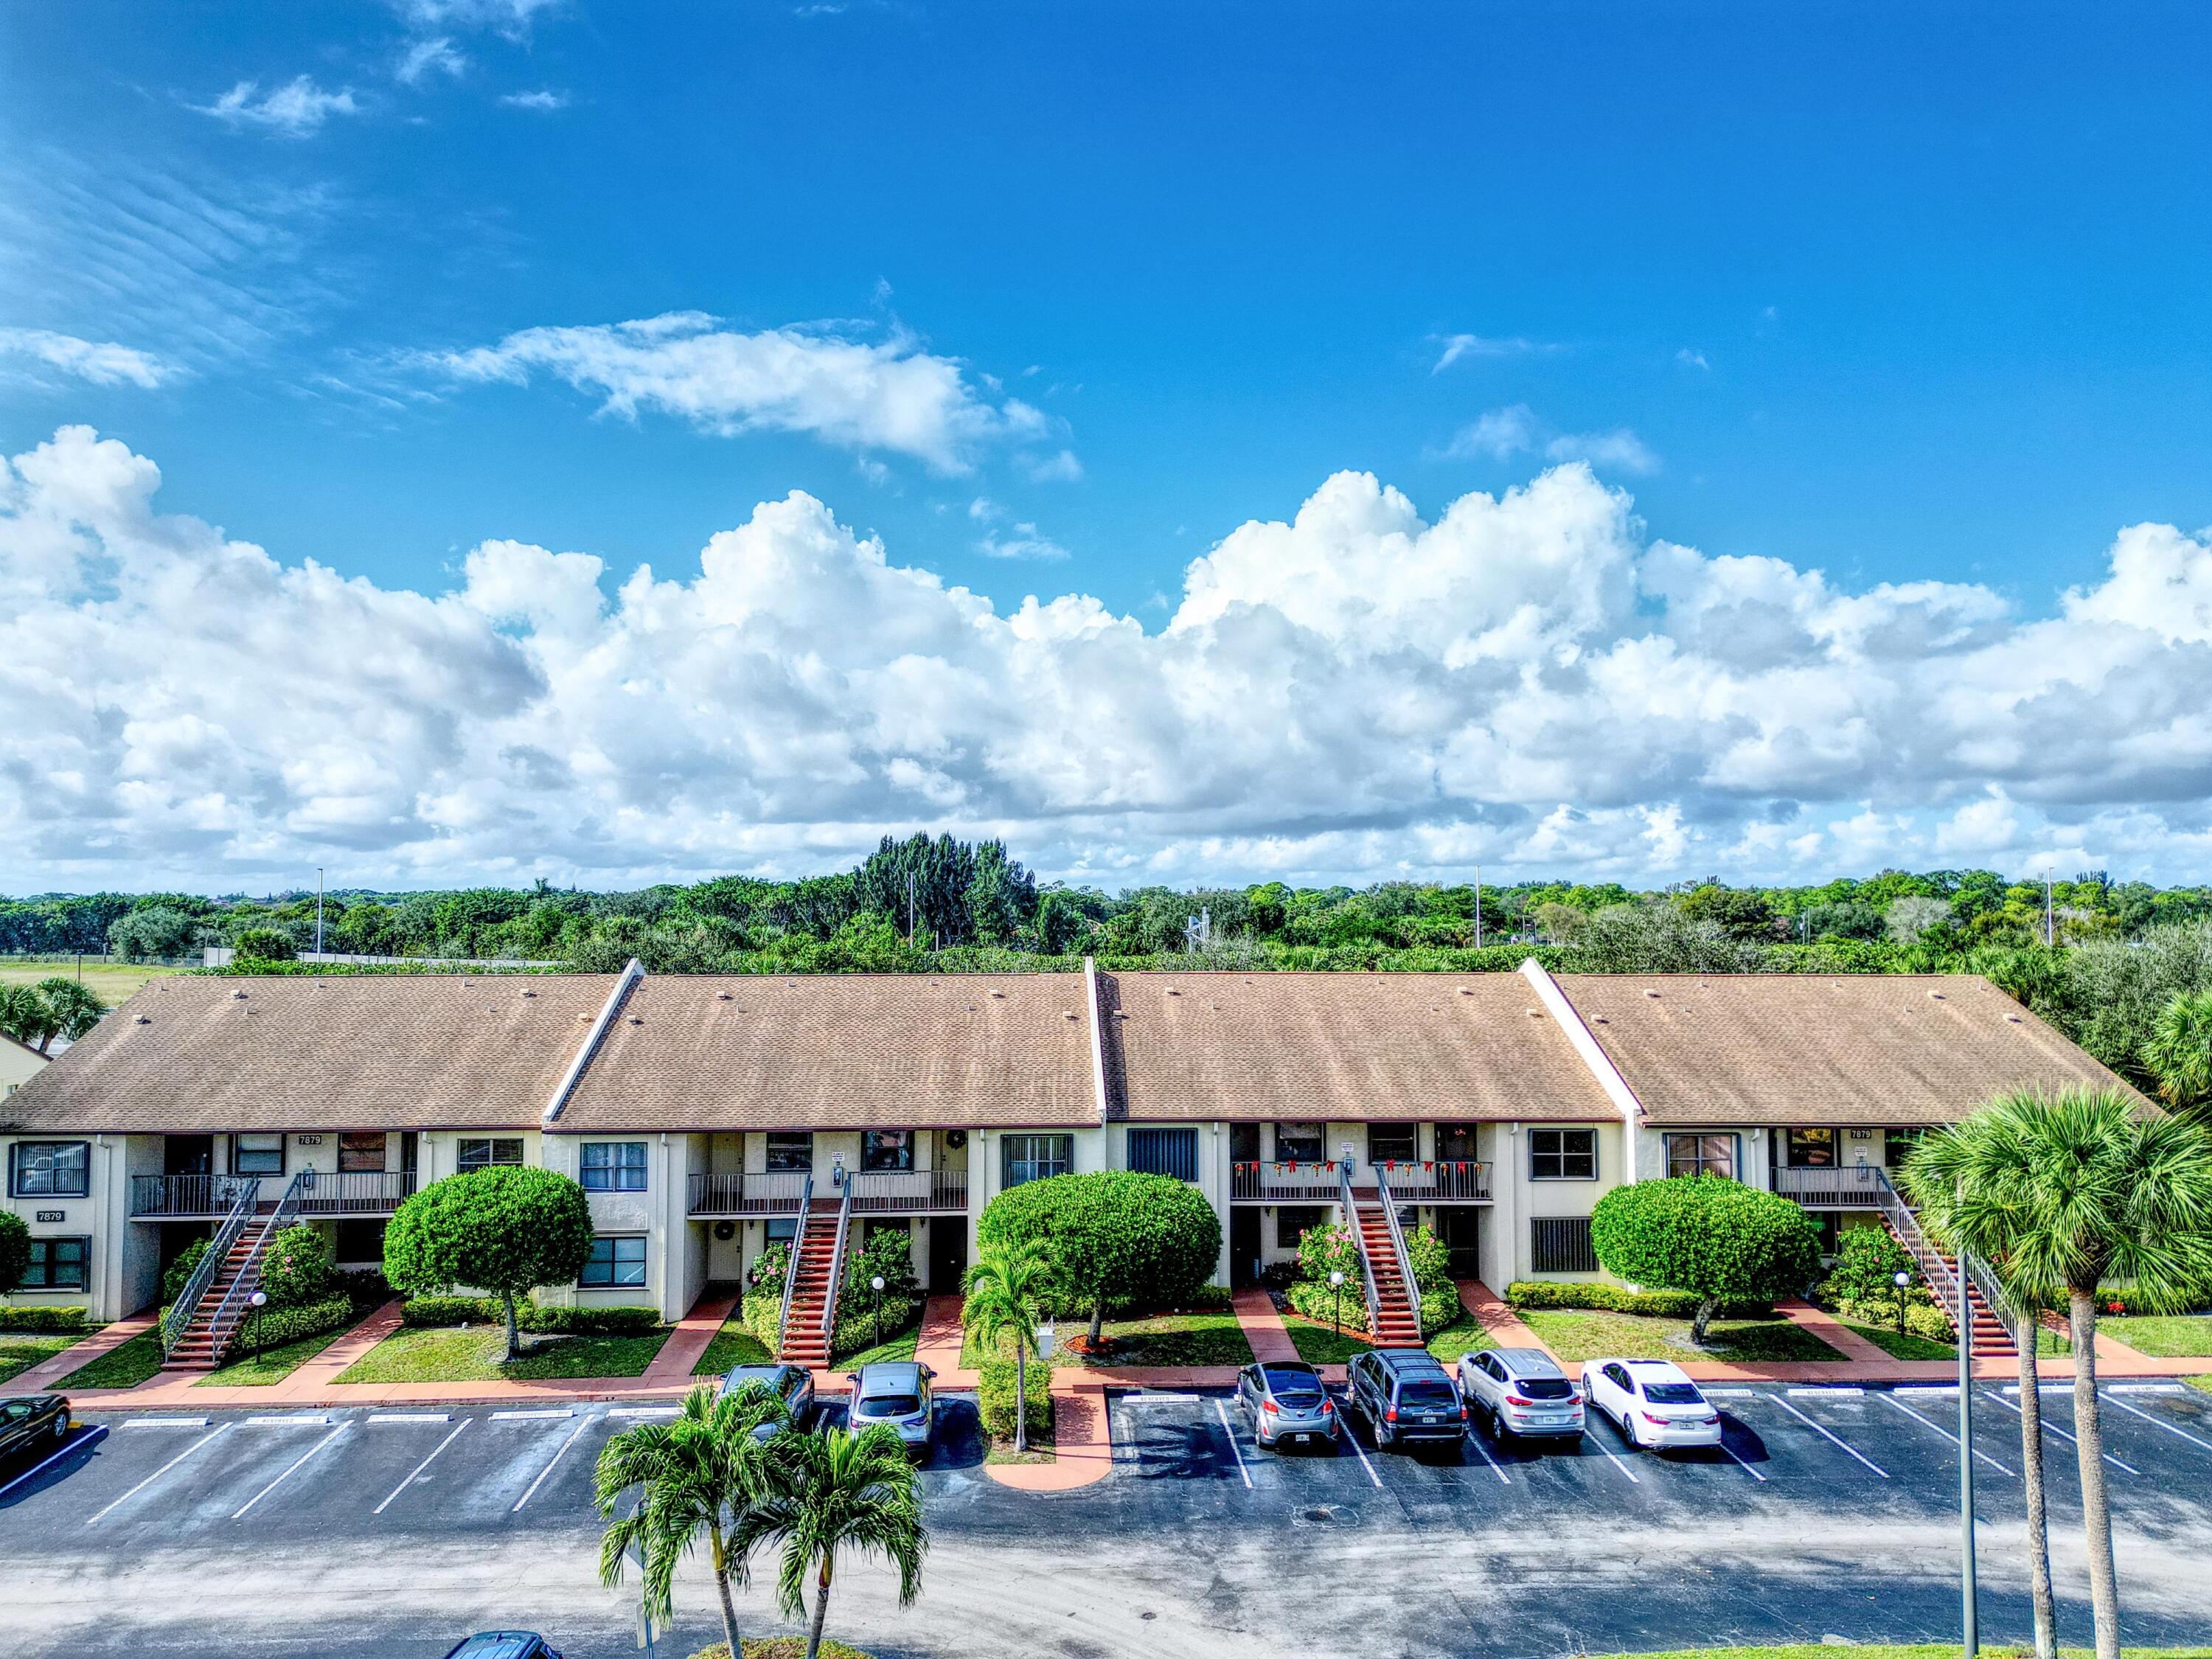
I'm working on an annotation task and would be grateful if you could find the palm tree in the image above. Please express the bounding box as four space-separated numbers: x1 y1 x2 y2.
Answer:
596 1381 790 1658
2143 991 2212 1119
1905 1088 2212 1659
962 1238 1051 1450
741 1424 926 1659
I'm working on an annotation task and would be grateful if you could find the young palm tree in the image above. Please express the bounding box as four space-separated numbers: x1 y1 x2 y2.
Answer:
962 1238 1052 1450
595 1381 790 1658
2143 990 2212 1119
1906 1088 2212 1659
740 1424 926 1659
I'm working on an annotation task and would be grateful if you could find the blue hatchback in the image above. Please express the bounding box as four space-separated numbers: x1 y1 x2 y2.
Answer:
442 1633 563 1659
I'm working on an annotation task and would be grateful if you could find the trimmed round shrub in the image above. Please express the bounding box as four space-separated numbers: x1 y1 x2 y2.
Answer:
1589 1175 1823 1343
162 1237 211 1304
384 1165 594 1354
978 1170 1222 1338
258 1223 334 1309
0 1211 28 1297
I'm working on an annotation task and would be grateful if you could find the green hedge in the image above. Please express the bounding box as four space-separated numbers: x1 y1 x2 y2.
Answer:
1505 1279 1776 1318
1836 1296 1955 1342
163 1239 211 1305
1587 1177 1823 1313
1287 1276 1364 1326
238 1293 355 1352
976 1171 1221 1320
400 1295 660 1335
977 1354 1052 1441
0 1305 88 1331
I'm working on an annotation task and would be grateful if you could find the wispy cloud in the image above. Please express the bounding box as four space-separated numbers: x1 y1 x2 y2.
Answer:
1431 333 1554 373
498 88 571 111
0 328 173 389
396 36 467 84
1026 448 1082 483
1675 347 1710 371
1445 403 1658 476
392 0 560 39
419 311 1068 473
968 495 1068 559
196 77 361 137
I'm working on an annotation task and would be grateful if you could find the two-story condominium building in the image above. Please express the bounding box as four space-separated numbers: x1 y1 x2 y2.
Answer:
1 958 2132 1345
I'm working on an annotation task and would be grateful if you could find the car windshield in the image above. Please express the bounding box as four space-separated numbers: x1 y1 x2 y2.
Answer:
1262 1368 1324 1402
1513 1377 1575 1400
450 1638 542 1659
1643 1382 1703 1405
726 1369 781 1389
1399 1380 1458 1408
860 1393 921 1416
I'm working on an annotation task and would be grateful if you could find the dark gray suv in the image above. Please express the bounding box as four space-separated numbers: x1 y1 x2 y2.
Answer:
1346 1347 1466 1449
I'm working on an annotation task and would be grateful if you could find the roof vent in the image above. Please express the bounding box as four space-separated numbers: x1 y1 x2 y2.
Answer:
627 1015 644 1025
1643 989 1660 998
1458 987 1474 996
232 989 248 1000
134 1014 150 1024
1594 1016 1610 1024
1927 990 1946 1001
716 990 732 1001
521 989 536 998
1064 1011 1078 1020
2006 1013 2023 1023
1526 1009 1540 1018
990 990 1005 999
1167 987 1180 996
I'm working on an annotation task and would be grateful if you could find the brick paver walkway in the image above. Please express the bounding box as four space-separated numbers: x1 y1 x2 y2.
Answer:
1456 1279 1553 1357
1228 1287 1300 1364
640 1284 740 1386
10 1310 159 1391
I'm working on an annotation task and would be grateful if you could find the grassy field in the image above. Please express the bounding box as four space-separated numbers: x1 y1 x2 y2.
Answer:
2104 1314 2212 1357
0 957 194 1005
963 1310 1253 1369
690 1316 773 1377
192 1323 358 1387
1845 1320 1957 1361
61 1328 170 1389
0 1331 84 1386
335 1324 672 1383
838 1321 922 1369
1279 1307 1497 1367
1520 1307 1845 1364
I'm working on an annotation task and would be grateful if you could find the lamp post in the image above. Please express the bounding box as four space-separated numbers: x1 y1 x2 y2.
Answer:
871 1274 886 1352
1893 1270 1912 1339
1957 1248 1980 1658
247 1289 268 1362
1329 1270 1345 1339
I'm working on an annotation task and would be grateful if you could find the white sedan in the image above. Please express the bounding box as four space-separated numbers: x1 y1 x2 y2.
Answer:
1579 1357 1724 1450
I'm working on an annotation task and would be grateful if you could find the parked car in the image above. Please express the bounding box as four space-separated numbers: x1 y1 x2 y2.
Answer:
0 1394 70 1464
440 1633 563 1659
718 1362 815 1438
846 1360 934 1457
1345 1347 1466 1449
1579 1358 1724 1450
1234 1360 1338 1450
1457 1348 1584 1441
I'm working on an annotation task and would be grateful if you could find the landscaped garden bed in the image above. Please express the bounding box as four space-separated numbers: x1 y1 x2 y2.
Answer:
335 1321 675 1383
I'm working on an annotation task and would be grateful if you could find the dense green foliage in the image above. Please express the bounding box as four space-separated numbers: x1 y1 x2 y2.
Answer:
0 976 107 1053
240 1292 355 1352
0 1303 86 1330
384 1166 596 1356
399 1294 661 1334
1589 1176 1824 1340
1503 1279 1776 1317
163 1238 210 1304
976 1354 1053 1441
1817 1223 1924 1311
978 1170 1222 1338
257 1223 333 1309
0 1211 28 1297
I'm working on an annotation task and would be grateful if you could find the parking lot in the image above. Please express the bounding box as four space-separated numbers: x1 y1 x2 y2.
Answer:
4 1381 2211 1658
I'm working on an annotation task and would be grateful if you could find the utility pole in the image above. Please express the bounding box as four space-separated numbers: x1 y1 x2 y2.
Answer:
908 871 917 945
315 869 324 958
2044 870 2054 948
1474 867 1483 950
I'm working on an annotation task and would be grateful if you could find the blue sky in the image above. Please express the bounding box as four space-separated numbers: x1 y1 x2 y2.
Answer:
4 2 2212 891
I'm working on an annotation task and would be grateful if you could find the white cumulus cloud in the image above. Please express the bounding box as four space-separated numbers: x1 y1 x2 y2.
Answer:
422 312 1063 474
7 423 2212 889
197 77 361 137
0 329 173 389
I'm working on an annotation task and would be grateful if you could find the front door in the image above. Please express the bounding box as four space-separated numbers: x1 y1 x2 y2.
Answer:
1230 1208 1262 1287
926 1219 967 1292
1435 1207 1481 1277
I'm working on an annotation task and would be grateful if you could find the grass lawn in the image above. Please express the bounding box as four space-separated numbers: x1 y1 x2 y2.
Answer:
838 1320 922 1370
0 1331 86 1386
2103 1314 2212 1358
983 1415 1057 1466
192 1322 357 1387
0 957 194 1004
962 1310 1253 1369
335 1324 672 1383
2187 1374 2212 1397
1283 1312 1371 1366
691 1317 773 1377
1520 1307 1845 1365
1844 1321 1957 1361
60 1328 170 1389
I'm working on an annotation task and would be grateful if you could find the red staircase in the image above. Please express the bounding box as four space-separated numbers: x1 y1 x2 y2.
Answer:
1349 1189 1423 1348
775 1198 843 1368
164 1227 268 1370
1882 1220 2017 1359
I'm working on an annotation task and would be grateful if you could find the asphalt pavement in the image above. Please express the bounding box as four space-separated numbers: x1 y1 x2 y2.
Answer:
4 1382 2211 1658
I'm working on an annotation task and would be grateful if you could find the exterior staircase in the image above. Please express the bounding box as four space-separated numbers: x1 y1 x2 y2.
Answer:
775 1197 844 1368
165 1222 270 1370
1349 1188 1423 1348
1877 1203 2017 1359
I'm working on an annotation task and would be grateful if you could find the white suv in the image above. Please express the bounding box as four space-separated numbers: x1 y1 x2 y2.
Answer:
1579 1357 1723 1450
1456 1347 1585 1441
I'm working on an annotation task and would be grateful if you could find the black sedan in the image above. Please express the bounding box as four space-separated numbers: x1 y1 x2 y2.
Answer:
0 1394 71 1464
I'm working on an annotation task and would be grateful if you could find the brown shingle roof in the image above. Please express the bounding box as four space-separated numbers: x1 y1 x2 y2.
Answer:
1 974 616 1133
1552 973 2140 1126
1100 970 1617 1123
550 973 1099 1132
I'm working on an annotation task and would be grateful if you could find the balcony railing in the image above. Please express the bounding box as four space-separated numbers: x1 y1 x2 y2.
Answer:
1231 1160 1346 1203
131 1170 417 1218
688 1168 969 1217
847 1168 967 1213
1772 1164 1886 1208
1372 1160 1491 1202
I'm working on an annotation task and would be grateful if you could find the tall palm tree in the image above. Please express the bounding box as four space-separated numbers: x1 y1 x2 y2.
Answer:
596 1381 790 1658
740 1424 926 1659
962 1238 1052 1449
2143 990 2212 1120
1906 1088 2212 1659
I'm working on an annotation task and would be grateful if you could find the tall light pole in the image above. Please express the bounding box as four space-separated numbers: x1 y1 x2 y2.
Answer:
314 868 324 958
1957 1242 1980 1657
1474 866 1483 950
2044 869 2054 948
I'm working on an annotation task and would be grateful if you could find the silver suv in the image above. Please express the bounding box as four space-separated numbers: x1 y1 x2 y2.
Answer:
1457 1346 1584 1441
846 1360 934 1458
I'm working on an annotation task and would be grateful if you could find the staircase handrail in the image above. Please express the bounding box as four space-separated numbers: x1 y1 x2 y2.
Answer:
1959 1243 2025 1336
160 1178 260 1358
1339 1161 1383 1334
1374 1164 1422 1338
204 1168 313 1360
777 1173 815 1349
818 1170 856 1350
1871 1166 2022 1338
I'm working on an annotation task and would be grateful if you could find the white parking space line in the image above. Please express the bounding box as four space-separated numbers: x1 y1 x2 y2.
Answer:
1984 1391 2137 1475
512 1414 596 1512
1212 1400 1253 1490
233 1425 347 1520
1337 1408 1385 1489
1882 1393 2015 1478
2102 1391 2212 1455
373 1417 472 1515
1789 1386 1863 1398
1462 1427 1510 1485
1718 1440 1767 1482
1764 1393 1891 1479
2110 1383 2185 1394
369 1412 451 1425
120 1416 208 1429
86 1424 229 1526
1580 1427 1641 1484
492 1408 574 1421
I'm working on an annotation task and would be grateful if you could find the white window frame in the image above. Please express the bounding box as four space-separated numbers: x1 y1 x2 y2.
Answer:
457 1137 524 1172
